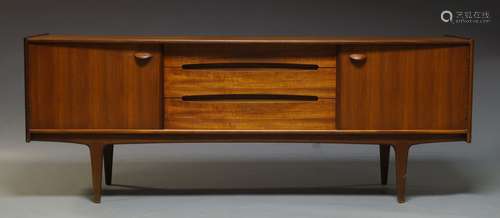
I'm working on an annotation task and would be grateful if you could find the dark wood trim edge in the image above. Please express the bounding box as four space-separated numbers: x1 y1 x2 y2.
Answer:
30 129 468 134
443 34 474 143
26 35 472 45
443 34 473 40
24 36 30 142
30 130 467 145
336 45 342 129
467 38 474 142
160 45 165 129
25 33 50 41
24 33 50 142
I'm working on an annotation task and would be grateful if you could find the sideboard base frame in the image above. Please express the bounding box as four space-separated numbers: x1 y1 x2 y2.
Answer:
30 129 466 203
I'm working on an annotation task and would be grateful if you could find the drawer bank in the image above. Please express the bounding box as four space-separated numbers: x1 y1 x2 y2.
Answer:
24 34 474 203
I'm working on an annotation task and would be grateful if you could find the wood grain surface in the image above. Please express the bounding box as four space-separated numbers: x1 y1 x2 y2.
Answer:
163 44 337 67
165 68 336 98
165 98 335 130
338 45 469 130
28 43 162 129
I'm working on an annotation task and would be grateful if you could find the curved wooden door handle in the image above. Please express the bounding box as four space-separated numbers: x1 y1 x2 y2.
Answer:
349 53 367 62
134 52 153 60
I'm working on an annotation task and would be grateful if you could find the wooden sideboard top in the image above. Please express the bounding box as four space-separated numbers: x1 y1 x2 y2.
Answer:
26 34 472 45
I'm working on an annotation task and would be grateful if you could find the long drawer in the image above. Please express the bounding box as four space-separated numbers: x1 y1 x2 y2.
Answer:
163 44 337 67
164 98 335 130
164 68 336 98
163 44 336 98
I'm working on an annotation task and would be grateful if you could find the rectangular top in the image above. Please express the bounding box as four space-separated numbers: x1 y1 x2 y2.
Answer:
27 34 472 45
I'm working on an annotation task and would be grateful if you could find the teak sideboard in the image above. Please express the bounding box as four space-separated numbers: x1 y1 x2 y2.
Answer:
24 34 474 203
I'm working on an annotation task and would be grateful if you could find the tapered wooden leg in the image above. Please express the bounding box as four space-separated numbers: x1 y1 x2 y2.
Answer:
89 143 104 203
379 144 390 185
103 144 114 185
393 143 412 203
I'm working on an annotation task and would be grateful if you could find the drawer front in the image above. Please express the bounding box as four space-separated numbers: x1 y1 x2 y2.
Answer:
165 98 335 130
165 68 336 98
164 44 336 67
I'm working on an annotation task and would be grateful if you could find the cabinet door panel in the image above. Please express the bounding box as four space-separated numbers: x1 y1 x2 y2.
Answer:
28 44 162 129
338 46 469 130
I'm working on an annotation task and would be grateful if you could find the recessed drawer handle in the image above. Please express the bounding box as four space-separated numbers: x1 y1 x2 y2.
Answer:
182 63 319 70
182 94 319 101
349 54 367 62
134 52 153 60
